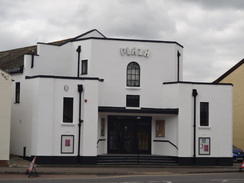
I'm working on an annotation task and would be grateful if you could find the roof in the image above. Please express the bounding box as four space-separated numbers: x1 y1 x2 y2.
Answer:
213 58 244 83
0 29 105 73
0 45 37 72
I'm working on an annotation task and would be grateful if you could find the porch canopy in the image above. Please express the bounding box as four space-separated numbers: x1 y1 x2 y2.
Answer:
98 106 178 114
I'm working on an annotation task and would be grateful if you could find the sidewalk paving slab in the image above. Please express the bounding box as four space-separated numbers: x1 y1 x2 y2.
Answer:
0 164 242 176
0 156 242 176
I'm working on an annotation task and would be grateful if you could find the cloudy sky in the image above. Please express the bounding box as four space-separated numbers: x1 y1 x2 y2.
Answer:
1 0 244 82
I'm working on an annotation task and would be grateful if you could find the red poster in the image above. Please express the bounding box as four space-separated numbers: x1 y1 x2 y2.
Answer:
204 145 208 152
65 139 70 146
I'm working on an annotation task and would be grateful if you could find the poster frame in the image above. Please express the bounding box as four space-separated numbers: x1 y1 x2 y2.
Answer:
61 135 74 154
198 137 211 155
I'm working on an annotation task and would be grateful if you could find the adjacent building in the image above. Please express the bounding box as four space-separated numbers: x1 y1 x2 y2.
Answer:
214 58 244 151
0 70 11 165
0 29 233 165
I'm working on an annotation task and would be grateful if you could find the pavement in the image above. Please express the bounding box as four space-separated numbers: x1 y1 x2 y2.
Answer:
0 156 243 177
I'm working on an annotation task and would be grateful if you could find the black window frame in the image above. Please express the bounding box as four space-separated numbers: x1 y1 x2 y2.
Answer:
81 59 88 75
200 102 209 126
127 62 140 87
63 97 74 123
126 95 140 107
15 82 20 103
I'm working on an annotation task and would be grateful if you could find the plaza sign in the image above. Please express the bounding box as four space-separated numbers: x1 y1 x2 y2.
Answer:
120 47 150 58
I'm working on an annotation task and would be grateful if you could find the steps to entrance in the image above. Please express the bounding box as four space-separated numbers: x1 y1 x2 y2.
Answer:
97 155 178 165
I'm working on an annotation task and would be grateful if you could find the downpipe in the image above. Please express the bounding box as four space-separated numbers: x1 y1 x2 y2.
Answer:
77 84 83 163
192 89 198 164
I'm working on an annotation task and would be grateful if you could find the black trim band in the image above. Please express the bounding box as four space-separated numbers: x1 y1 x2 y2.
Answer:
164 81 232 86
32 156 97 165
178 157 232 166
72 37 184 48
27 155 232 166
25 75 104 82
98 106 178 114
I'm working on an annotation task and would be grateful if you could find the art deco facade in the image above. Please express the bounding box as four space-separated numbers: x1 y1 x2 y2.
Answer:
0 29 233 165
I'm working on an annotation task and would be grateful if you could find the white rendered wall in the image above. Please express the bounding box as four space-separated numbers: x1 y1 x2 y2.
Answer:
80 80 99 156
84 39 183 108
177 84 194 157
23 38 183 110
11 73 100 157
24 43 73 77
97 116 107 155
10 74 33 157
193 84 232 158
32 78 55 155
152 115 178 156
163 83 232 158
30 78 100 157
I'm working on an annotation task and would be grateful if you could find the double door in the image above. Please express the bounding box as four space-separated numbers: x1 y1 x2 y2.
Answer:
108 116 151 154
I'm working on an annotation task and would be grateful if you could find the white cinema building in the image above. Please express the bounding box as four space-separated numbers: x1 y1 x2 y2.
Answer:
7 29 232 165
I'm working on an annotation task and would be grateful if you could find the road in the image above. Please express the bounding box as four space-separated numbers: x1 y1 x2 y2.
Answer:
0 172 244 183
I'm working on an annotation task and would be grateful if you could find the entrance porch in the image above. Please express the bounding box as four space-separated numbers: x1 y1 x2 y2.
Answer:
108 116 151 154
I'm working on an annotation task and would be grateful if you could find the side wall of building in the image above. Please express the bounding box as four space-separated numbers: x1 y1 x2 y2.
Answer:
0 70 11 164
10 74 35 157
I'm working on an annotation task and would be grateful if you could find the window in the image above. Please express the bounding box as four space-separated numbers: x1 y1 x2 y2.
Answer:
15 82 20 103
200 102 209 126
127 62 140 87
126 95 140 107
81 60 88 74
63 97 73 123
101 118 105 136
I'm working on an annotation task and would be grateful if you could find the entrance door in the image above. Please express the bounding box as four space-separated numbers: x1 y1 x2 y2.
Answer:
108 116 151 154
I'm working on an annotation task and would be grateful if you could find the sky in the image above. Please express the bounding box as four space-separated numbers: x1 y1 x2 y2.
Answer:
1 0 244 82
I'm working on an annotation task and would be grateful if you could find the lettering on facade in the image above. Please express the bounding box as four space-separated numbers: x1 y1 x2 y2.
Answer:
120 47 150 58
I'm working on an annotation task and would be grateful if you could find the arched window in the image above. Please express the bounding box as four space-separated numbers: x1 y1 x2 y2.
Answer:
127 62 140 87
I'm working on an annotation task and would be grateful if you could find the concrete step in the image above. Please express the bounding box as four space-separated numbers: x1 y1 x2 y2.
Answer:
97 155 178 165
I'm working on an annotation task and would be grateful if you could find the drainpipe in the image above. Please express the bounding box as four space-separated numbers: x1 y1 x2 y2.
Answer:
31 50 35 68
77 84 83 163
177 51 181 82
192 89 198 164
76 46 81 77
